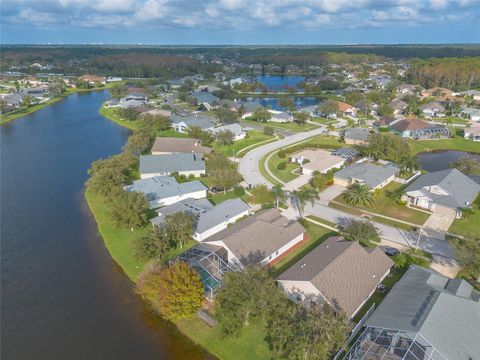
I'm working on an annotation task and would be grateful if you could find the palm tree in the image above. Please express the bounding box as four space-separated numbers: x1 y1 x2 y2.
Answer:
400 156 418 175
271 185 287 210
344 183 375 207
290 188 319 218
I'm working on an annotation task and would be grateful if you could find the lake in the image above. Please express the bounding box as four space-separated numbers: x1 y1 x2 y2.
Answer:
256 75 305 92
417 150 480 172
244 96 321 111
0 91 212 360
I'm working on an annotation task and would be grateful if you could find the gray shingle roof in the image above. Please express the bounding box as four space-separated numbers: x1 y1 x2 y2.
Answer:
140 153 205 175
205 208 305 266
170 114 215 130
212 123 245 137
152 198 250 234
342 127 372 142
191 91 218 104
404 168 480 209
242 101 263 113
124 176 207 208
366 266 480 360
277 237 393 317
334 162 399 188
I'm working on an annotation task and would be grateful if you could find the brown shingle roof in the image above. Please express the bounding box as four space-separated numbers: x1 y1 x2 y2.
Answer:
151 137 212 154
206 209 305 266
390 118 429 132
278 237 393 317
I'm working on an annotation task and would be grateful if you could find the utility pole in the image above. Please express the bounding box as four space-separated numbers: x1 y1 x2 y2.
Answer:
415 227 422 253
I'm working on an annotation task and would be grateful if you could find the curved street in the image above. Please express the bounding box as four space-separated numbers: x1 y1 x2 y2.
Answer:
237 127 455 259
238 126 326 187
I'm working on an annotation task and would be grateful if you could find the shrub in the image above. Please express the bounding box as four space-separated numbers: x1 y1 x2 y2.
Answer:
277 162 287 170
277 149 286 159
392 253 407 268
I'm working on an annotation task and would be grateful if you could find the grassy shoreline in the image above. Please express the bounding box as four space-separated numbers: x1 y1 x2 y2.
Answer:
0 87 110 125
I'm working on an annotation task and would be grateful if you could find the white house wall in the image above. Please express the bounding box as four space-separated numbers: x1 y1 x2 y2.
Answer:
153 190 207 207
194 209 250 242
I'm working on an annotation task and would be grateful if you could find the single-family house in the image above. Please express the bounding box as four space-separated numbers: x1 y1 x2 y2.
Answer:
461 107 480 122
334 161 399 190
420 102 445 118
345 266 480 360
402 168 480 217
268 110 293 123
355 100 378 116
20 87 48 99
204 209 306 267
390 118 451 139
79 75 106 85
211 123 246 141
397 83 417 94
150 137 211 155
2 93 25 109
124 176 207 208
227 77 249 87
299 105 321 117
373 116 396 128
141 108 172 118
151 198 250 241
460 89 480 101
241 101 264 118
389 99 407 115
217 99 240 111
277 236 393 318
123 92 148 102
341 127 373 145
139 153 206 179
171 114 215 133
464 125 480 141
106 98 120 108
290 149 346 176
119 99 145 108
191 91 219 110
337 101 357 117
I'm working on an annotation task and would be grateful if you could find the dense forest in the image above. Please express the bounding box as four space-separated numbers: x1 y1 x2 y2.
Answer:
239 52 381 66
407 57 480 91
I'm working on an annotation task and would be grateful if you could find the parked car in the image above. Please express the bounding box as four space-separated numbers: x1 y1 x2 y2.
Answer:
377 284 386 293
384 247 400 257
209 187 222 193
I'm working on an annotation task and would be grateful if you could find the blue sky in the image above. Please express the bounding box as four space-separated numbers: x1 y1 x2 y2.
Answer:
1 0 479 45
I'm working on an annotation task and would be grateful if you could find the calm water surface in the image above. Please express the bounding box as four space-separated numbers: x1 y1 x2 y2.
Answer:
245 96 321 111
256 75 305 91
417 150 480 172
1 91 212 360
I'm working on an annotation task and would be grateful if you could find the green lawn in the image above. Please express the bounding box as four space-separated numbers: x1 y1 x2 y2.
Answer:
85 189 196 280
449 200 480 237
408 130 480 155
208 190 249 205
241 118 318 132
99 103 139 131
258 152 283 186
305 215 337 228
270 220 337 277
177 318 270 360
211 131 275 157
429 116 470 125
333 182 430 226
267 152 300 183
328 202 416 231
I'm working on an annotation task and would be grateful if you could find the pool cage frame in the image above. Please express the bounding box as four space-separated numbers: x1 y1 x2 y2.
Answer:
170 244 237 300
412 127 451 140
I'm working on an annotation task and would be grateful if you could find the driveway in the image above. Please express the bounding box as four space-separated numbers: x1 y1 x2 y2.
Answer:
238 126 327 188
317 184 345 205
284 174 310 191
423 211 456 232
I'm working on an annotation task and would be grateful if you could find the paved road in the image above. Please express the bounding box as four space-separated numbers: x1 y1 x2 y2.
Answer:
238 126 327 188
237 126 454 259
304 202 454 258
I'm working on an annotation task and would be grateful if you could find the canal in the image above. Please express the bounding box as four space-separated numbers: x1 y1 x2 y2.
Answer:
0 91 211 360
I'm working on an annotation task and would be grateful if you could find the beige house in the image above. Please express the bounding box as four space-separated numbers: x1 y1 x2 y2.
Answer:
150 137 211 155
277 236 393 318
205 209 306 267
290 149 345 176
